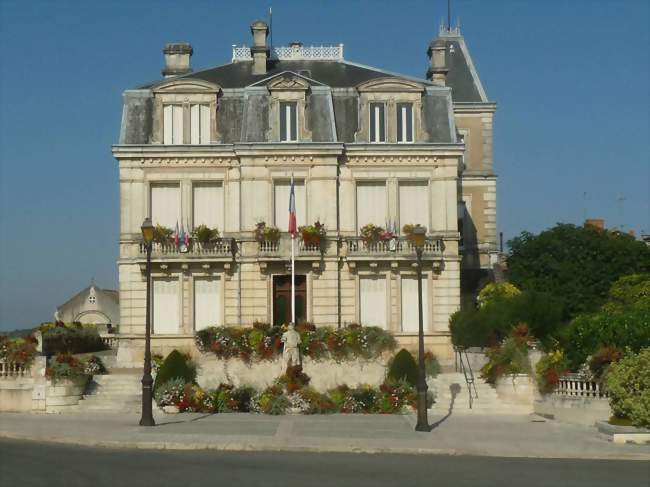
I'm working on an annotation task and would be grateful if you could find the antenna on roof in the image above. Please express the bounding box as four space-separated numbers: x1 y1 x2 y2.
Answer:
447 0 451 31
269 6 273 49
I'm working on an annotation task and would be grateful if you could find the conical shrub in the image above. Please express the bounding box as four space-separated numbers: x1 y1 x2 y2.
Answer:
387 349 418 387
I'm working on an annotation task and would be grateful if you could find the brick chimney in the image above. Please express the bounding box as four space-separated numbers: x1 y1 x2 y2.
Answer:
427 39 448 86
162 43 193 78
250 20 269 75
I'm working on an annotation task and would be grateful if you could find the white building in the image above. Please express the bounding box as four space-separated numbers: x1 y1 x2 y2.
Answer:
112 21 497 365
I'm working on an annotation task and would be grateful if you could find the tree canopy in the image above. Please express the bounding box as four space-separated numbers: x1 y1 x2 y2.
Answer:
507 224 650 319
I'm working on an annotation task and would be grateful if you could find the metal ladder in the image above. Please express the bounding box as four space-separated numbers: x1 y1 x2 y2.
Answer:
454 347 479 409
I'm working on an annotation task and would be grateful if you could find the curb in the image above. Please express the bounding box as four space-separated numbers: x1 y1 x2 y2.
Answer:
2 432 650 461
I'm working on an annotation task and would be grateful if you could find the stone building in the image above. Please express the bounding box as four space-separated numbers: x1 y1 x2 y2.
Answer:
55 283 119 328
112 21 497 365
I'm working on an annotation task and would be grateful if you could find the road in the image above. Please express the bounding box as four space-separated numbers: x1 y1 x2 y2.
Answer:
0 438 648 487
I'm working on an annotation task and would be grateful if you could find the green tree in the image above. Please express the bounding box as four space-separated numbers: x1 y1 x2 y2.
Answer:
507 224 650 319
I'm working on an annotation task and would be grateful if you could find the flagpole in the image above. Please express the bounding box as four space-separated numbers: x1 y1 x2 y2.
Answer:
291 233 295 325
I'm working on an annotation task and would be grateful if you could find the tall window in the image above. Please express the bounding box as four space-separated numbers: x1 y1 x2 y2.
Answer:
401 277 429 332
193 183 223 230
280 102 298 141
397 103 414 143
356 181 387 230
153 278 180 334
163 105 183 144
190 104 211 144
150 183 180 229
369 103 385 142
360 276 386 329
194 278 221 331
399 181 429 229
274 180 306 231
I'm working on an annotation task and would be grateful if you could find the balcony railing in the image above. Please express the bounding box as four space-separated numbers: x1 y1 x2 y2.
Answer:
139 240 233 257
345 236 443 258
554 374 608 398
257 238 323 258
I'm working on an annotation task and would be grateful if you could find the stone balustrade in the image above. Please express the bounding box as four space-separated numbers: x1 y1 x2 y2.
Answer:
0 361 29 378
554 374 608 398
139 240 233 257
100 335 119 349
345 236 443 258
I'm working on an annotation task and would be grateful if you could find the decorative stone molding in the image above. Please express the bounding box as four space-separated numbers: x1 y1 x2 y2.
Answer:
140 157 237 166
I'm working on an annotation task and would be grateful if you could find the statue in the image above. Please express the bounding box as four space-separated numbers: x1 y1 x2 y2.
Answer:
281 323 301 368
53 308 62 324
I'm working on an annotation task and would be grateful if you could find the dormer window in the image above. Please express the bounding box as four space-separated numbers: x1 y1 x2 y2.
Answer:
163 104 183 144
396 103 413 143
190 104 211 144
369 103 386 143
280 102 298 142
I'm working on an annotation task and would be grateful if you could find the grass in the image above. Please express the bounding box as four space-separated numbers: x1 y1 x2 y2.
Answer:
608 415 635 427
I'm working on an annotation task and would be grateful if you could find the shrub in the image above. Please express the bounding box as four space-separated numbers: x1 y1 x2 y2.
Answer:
477 282 521 308
561 301 650 369
152 224 173 244
277 365 311 393
82 355 107 375
359 223 385 245
254 222 280 243
194 224 219 245
154 377 186 407
376 380 417 413
387 349 418 387
251 385 290 415
588 346 623 381
153 350 196 395
602 273 650 313
535 350 569 394
480 327 532 384
606 348 650 428
40 323 107 355
0 335 38 366
46 353 88 383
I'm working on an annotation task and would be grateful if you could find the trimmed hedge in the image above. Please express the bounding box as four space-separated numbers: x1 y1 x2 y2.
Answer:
153 350 196 395
387 349 418 387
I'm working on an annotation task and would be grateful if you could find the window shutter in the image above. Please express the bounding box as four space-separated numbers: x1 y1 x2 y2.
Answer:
153 278 180 334
163 105 173 144
360 276 387 328
200 105 210 144
378 104 385 142
399 181 428 229
150 183 181 229
357 181 387 229
370 104 376 142
190 104 200 145
290 103 297 141
401 277 429 332
194 278 221 331
172 105 183 144
193 183 223 229
405 104 413 142
280 102 288 141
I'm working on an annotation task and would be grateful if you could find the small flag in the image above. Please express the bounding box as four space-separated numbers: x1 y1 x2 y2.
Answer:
183 224 190 246
288 175 297 237
174 221 180 247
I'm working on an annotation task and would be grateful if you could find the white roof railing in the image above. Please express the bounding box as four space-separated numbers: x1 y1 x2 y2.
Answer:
232 44 344 62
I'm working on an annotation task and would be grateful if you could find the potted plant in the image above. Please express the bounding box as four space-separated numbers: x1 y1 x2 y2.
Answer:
359 223 385 245
254 222 281 243
194 224 220 246
299 220 326 247
152 224 173 244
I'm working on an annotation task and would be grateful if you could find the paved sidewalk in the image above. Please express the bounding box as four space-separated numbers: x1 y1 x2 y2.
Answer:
1 411 648 460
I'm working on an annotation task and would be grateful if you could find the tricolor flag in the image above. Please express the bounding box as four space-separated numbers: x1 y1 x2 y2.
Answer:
288 175 297 237
174 221 180 247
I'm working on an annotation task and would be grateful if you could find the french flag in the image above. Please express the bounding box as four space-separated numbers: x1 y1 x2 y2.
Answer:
174 221 180 247
288 175 297 237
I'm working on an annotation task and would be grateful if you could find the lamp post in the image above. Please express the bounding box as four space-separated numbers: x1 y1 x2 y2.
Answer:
140 217 155 426
412 224 429 432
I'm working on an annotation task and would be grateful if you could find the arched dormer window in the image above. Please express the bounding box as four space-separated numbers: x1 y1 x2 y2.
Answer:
151 79 221 145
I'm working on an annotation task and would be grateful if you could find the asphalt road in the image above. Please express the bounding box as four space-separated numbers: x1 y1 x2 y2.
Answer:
0 439 648 487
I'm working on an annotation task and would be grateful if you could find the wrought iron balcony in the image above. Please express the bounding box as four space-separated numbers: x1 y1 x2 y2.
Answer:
344 236 443 259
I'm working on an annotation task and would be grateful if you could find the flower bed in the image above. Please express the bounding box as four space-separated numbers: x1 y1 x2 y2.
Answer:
195 322 396 363
0 335 38 367
46 353 107 383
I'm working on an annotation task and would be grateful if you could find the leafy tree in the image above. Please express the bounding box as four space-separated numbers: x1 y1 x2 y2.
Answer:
507 224 650 319
606 347 650 428
602 273 650 313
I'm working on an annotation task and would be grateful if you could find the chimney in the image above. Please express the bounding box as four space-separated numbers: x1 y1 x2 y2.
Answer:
250 20 269 75
427 39 448 86
162 43 193 78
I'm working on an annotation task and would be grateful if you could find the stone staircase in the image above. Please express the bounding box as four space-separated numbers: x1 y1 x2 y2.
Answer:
74 369 146 413
428 372 532 414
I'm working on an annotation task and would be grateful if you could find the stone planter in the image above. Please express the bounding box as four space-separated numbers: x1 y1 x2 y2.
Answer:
162 405 180 414
45 376 88 413
495 374 536 408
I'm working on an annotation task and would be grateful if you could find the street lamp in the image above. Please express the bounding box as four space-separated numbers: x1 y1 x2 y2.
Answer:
412 224 429 432
140 217 155 426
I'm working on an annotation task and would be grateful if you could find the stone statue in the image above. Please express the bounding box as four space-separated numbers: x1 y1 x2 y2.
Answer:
54 308 62 324
281 323 301 368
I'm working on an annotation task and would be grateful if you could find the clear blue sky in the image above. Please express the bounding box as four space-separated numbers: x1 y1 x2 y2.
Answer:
1 0 648 331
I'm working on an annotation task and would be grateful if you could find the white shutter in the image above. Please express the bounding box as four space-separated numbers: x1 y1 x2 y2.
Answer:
150 184 180 229
190 104 200 145
172 105 183 144
200 105 210 144
275 180 305 230
193 183 223 229
399 181 429 229
356 182 387 230
153 278 180 334
360 276 386 329
163 105 173 144
401 277 429 332
194 278 221 331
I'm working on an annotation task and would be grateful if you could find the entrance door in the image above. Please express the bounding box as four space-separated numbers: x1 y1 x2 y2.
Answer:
273 275 306 326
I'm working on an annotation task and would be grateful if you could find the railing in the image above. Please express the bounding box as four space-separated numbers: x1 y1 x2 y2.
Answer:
100 335 119 349
454 347 478 409
257 238 323 258
139 240 232 257
0 361 29 378
554 374 608 398
298 241 322 255
232 44 344 62
345 237 443 257
258 240 280 256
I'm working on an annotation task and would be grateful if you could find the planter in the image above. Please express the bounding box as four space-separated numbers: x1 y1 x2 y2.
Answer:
495 374 536 408
45 376 88 412
596 421 650 444
162 405 180 414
